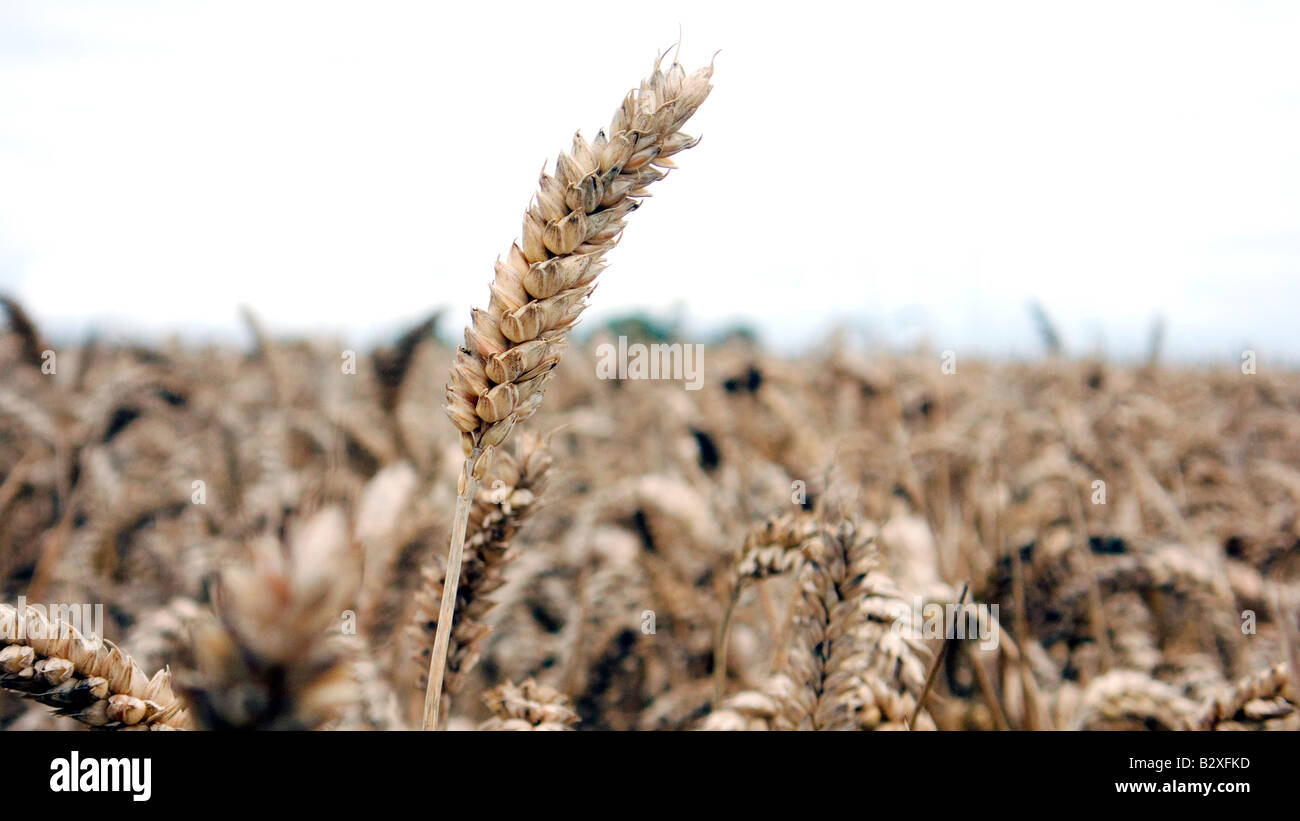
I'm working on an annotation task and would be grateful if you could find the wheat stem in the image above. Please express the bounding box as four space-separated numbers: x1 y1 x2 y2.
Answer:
713 584 741 705
422 462 480 730
909 582 967 730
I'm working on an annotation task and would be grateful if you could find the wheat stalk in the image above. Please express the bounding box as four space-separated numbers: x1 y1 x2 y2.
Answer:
908 582 967 729
424 52 714 730
0 603 191 729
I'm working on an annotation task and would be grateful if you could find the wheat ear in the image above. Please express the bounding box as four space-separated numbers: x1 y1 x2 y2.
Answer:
1070 670 1197 731
775 519 931 730
424 53 714 730
701 687 783 730
409 433 551 711
1192 663 1293 730
715 514 818 704
480 678 579 730
180 507 359 729
0 603 191 729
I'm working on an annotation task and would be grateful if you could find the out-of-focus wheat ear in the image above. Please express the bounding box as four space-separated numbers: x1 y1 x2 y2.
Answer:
715 514 818 705
424 52 714 731
770 518 933 730
479 678 578 730
372 310 441 413
410 433 551 723
121 597 205 676
334 632 407 730
699 687 782 730
1278 586 1300 709
0 603 192 729
0 294 49 370
1192 663 1293 730
179 506 361 730
236 304 289 407
1070 670 1197 730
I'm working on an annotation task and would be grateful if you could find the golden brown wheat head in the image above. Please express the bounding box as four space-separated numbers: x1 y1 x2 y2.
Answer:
444 54 714 476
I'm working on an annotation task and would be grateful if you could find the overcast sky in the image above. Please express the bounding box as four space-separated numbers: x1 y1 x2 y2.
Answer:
1 1 1297 361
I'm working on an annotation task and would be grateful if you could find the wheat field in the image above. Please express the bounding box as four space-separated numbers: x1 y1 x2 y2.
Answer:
1 303 1296 730
0 56 1296 732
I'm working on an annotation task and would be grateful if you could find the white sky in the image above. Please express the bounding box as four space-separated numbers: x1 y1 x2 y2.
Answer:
1 1 1297 361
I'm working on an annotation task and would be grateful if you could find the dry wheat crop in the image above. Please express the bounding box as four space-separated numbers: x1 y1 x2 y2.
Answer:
0 51 1296 733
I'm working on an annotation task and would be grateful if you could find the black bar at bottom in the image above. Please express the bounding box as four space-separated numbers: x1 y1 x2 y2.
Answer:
10 730 1291 809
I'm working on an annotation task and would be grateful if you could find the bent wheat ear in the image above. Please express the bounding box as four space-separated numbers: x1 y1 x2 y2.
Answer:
424 53 714 730
0 603 191 729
